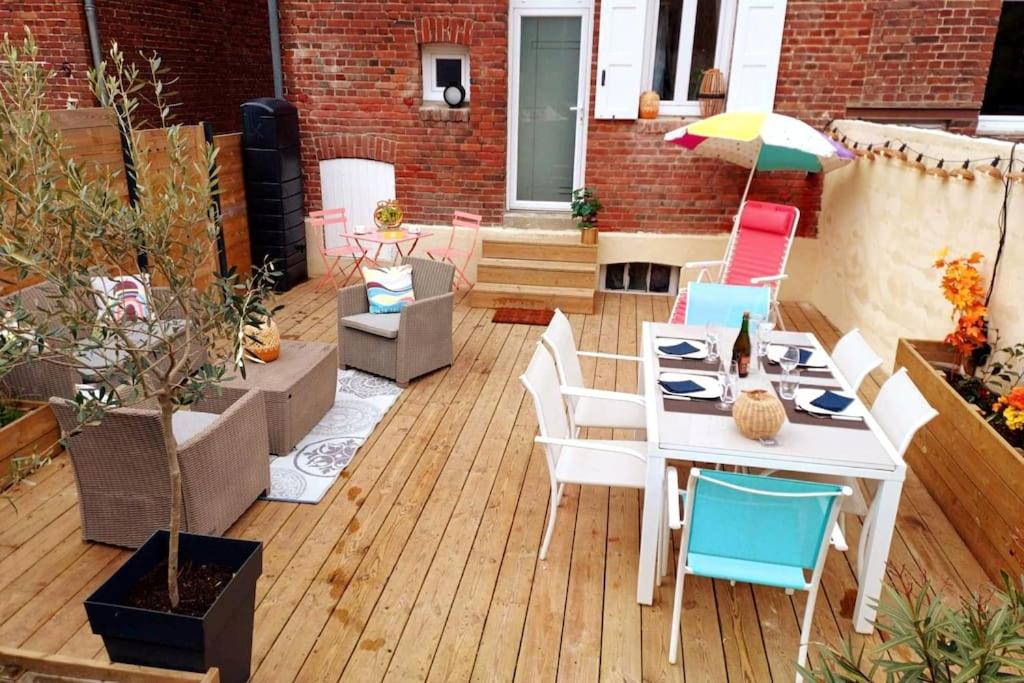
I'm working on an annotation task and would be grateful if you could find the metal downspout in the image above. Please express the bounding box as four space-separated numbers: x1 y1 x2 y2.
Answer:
82 0 106 103
268 0 284 98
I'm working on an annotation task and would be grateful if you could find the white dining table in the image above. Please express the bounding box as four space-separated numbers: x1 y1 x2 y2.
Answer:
637 321 904 634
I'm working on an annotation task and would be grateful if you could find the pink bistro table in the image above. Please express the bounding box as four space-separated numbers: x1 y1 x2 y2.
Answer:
342 229 434 267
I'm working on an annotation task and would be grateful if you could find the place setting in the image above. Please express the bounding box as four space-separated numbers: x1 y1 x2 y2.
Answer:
776 381 871 430
656 333 717 371
658 368 738 416
762 342 837 381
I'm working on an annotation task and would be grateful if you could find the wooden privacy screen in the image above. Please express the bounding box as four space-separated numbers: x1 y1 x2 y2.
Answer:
1 108 252 295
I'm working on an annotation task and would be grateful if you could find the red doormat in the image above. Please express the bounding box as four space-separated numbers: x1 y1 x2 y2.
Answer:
492 308 555 326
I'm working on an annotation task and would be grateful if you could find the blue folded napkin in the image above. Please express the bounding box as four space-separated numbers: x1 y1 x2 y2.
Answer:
659 340 700 357
659 379 704 395
798 348 814 364
809 390 854 413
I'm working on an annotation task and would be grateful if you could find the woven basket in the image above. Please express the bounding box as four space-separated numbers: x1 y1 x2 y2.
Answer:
244 318 281 363
698 68 726 118
732 389 785 439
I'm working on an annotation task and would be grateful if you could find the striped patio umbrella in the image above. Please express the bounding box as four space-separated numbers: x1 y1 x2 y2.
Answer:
664 111 853 205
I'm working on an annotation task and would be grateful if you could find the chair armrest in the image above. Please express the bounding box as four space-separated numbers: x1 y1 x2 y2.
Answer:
683 259 725 270
398 292 453 338
560 385 645 407
179 389 268 449
667 467 683 530
749 274 788 285
577 351 642 363
0 357 78 400
535 436 647 462
338 284 369 318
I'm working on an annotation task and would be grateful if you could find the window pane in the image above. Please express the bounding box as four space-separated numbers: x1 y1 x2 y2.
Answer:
652 0 683 100
627 263 650 291
982 2 1024 116
687 0 721 100
650 264 672 293
605 263 626 290
435 58 463 88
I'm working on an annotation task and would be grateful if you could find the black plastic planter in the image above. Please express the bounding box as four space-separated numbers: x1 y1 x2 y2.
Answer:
85 530 261 683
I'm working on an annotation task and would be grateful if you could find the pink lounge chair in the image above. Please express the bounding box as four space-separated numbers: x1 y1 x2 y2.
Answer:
427 210 482 290
310 207 366 292
669 200 799 326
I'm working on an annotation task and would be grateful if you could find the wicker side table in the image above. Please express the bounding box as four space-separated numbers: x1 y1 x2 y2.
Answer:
203 340 337 454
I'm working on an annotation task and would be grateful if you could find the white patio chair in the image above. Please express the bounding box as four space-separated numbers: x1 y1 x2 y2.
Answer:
540 309 646 436
521 344 658 561
666 466 850 678
832 328 883 392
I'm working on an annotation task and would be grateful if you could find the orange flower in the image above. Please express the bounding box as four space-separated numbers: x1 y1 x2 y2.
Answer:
1007 387 1024 411
933 249 988 356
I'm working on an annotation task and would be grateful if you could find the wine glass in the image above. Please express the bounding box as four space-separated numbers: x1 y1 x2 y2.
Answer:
779 368 801 400
705 324 720 365
780 345 800 374
717 360 738 411
757 319 776 357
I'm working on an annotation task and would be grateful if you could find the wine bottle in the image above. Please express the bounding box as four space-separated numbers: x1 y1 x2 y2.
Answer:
732 311 752 378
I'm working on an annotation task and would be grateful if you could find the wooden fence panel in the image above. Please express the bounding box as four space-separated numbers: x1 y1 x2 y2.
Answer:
214 133 252 275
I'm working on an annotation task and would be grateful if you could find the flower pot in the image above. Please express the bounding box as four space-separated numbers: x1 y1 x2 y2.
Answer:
85 530 262 683
243 317 281 363
580 227 598 245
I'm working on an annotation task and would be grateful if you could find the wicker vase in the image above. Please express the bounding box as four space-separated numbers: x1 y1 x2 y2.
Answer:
698 68 726 118
244 318 281 363
639 90 660 120
732 389 785 440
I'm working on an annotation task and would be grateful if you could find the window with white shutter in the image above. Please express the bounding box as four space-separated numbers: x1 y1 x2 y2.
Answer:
725 0 787 112
594 0 649 119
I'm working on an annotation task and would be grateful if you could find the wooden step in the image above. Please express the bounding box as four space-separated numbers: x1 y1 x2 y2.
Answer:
477 257 596 288
470 283 595 315
481 239 597 263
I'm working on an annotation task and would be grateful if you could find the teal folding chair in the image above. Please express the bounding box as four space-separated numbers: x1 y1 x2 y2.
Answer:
666 468 850 678
683 282 771 327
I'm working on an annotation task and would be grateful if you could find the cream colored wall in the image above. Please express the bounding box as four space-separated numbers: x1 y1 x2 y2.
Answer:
306 221 818 302
810 120 1024 368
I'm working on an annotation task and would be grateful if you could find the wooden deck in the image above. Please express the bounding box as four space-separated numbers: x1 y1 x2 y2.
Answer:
0 282 992 682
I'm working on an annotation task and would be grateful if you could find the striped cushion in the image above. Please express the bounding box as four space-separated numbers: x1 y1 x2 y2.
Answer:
363 264 415 314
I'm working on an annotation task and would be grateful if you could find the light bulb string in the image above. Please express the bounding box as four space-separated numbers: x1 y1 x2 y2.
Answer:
826 123 1021 171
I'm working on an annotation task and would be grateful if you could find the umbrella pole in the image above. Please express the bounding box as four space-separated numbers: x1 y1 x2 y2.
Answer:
733 164 756 230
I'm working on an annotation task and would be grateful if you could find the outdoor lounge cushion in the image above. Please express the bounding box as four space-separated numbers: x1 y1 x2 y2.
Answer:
91 275 150 322
341 312 400 339
76 320 188 381
171 410 220 444
362 265 415 314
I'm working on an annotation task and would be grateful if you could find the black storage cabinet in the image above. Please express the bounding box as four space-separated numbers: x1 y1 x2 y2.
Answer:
240 98 307 291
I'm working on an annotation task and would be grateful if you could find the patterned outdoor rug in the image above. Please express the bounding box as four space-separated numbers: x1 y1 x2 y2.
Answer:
492 307 555 326
262 369 402 504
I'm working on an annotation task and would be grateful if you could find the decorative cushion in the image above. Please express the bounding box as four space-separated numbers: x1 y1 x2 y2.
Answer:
341 312 400 339
739 201 797 235
362 265 415 314
172 410 220 444
91 275 150 322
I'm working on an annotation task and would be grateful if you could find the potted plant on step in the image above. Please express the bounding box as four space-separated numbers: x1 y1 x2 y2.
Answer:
570 187 602 245
0 35 276 683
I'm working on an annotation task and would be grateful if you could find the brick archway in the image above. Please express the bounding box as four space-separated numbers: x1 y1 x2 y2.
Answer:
313 133 397 164
414 16 474 46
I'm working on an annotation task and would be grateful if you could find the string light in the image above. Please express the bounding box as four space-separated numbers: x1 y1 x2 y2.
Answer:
975 157 1004 180
892 143 909 162
926 159 949 179
949 160 975 182
905 153 927 172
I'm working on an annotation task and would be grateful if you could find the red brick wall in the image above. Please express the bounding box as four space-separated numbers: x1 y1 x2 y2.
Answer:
3 3 94 110
5 1 273 134
279 3 508 225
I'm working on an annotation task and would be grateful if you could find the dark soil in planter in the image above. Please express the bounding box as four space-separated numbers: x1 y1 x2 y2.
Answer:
944 371 1024 449
125 560 235 616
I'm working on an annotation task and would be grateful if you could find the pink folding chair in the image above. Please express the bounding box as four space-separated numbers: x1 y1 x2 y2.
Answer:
310 207 366 292
427 210 482 290
669 200 799 327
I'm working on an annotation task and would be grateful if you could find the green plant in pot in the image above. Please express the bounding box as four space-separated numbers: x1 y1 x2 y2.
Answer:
0 34 277 683
571 187 603 245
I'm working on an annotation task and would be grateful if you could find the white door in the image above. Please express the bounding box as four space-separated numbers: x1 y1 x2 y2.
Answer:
508 2 593 210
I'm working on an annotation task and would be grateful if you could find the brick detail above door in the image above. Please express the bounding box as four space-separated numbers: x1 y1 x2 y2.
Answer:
313 133 397 164
414 16 474 46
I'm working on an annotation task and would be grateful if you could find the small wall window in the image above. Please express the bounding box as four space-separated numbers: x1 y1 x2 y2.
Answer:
422 44 470 103
601 262 678 295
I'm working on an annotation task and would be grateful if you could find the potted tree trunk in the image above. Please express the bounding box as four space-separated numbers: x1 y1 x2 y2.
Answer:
570 187 602 245
0 35 276 683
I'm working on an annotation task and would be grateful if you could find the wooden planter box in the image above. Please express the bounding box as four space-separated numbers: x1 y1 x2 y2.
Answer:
897 339 1024 582
0 646 218 682
0 401 59 482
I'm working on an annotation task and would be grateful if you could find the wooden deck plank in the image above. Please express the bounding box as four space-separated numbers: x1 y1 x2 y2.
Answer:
0 284 993 683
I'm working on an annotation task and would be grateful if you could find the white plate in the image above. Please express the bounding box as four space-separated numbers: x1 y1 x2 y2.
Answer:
766 343 828 369
794 388 867 418
656 337 708 360
658 372 722 400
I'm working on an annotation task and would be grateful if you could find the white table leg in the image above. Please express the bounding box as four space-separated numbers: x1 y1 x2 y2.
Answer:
853 478 902 633
637 455 666 605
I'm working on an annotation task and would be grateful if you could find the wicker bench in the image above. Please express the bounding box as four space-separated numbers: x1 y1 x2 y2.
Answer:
203 340 338 454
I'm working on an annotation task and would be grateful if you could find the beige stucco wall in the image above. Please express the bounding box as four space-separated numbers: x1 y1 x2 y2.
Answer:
810 120 1024 368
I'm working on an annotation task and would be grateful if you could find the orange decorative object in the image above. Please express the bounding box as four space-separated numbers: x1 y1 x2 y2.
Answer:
639 90 660 119
932 248 988 359
373 199 404 231
698 68 726 118
244 318 281 363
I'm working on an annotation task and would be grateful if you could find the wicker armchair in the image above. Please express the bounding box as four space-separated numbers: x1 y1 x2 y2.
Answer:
338 256 455 386
51 389 270 548
0 282 205 400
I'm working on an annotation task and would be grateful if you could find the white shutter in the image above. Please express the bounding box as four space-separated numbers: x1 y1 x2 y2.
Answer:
594 0 649 120
319 158 395 249
726 0 788 113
